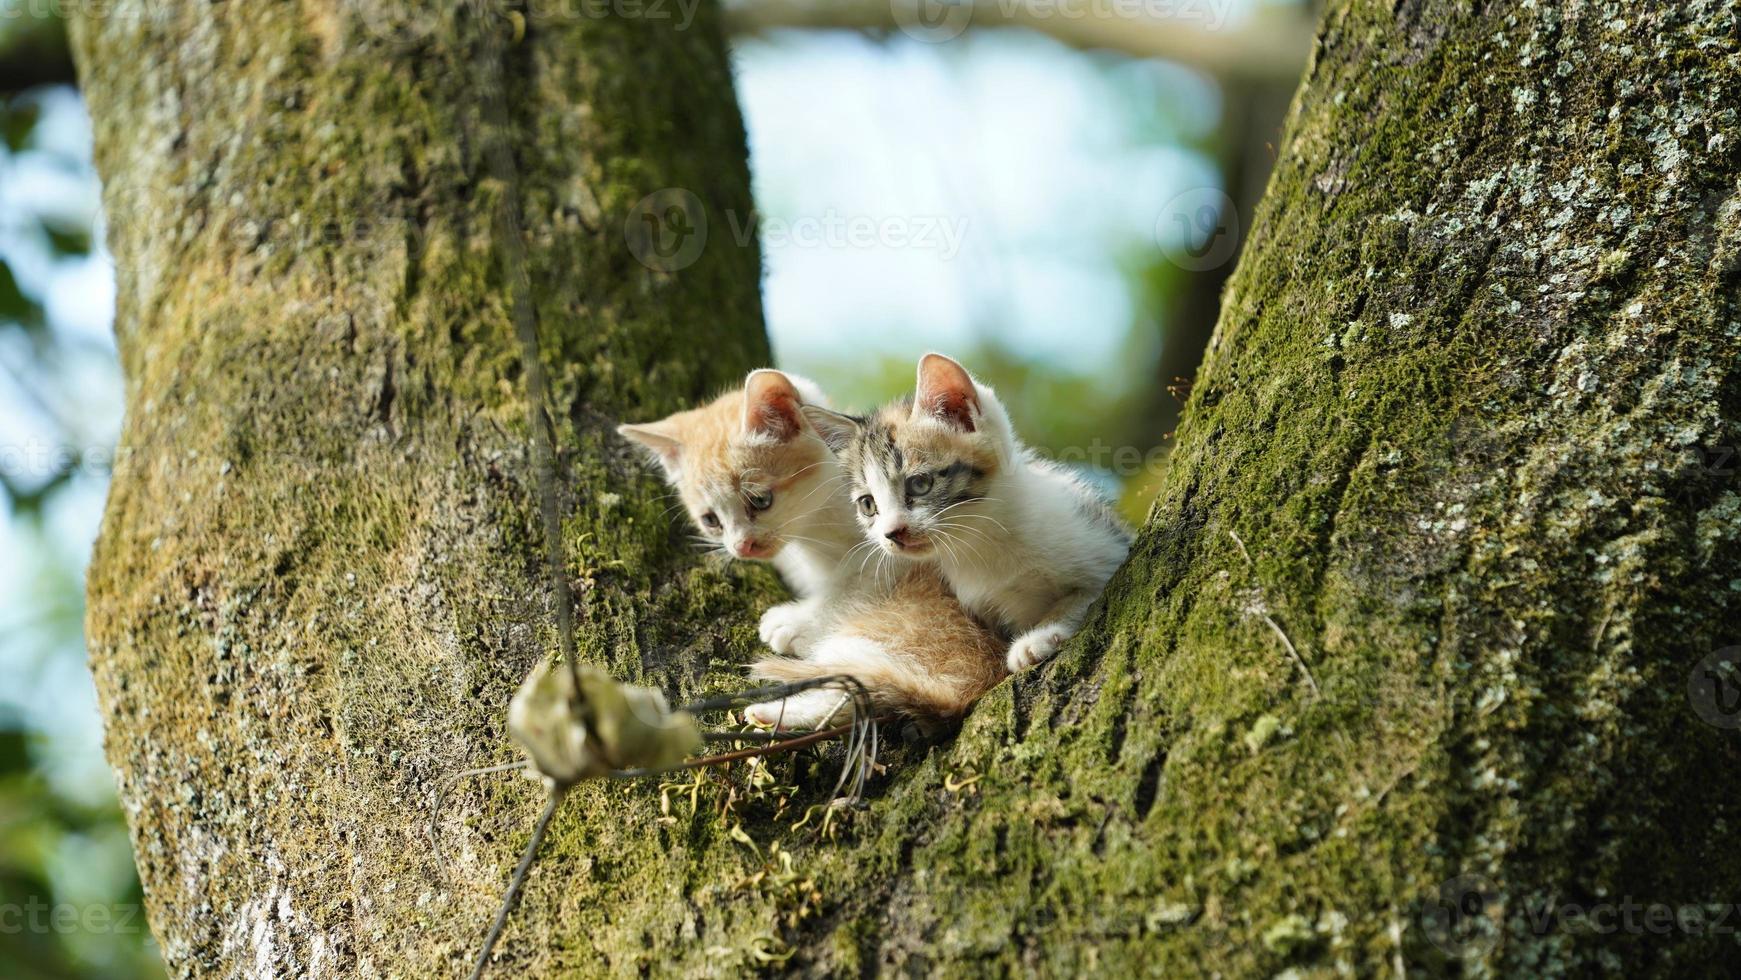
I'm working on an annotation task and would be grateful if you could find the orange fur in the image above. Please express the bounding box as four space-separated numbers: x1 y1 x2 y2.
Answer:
751 566 1008 721
638 390 826 497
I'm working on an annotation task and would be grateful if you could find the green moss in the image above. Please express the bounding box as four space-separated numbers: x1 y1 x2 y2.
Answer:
74 0 1741 976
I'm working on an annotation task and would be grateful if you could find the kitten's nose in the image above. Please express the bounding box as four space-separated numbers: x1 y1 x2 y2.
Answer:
884 526 912 547
735 539 769 558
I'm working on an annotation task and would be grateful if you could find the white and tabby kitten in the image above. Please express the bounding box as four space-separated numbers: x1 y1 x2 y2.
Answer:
803 353 1132 672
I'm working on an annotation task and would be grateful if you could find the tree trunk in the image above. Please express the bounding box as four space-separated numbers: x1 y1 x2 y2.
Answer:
74 2 775 975
78 1 1741 977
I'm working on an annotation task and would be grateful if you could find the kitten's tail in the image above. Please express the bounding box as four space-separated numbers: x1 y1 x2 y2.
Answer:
750 636 994 722
750 566 1008 727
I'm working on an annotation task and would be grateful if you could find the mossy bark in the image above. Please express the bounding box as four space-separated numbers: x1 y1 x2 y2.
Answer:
75 1 776 975
78 0 1741 977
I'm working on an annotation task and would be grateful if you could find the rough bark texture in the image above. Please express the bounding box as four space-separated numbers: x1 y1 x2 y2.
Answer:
79 0 1741 977
75 2 777 975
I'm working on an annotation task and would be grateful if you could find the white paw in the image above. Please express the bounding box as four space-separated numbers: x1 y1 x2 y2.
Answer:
1006 625 1071 673
758 602 817 655
744 689 852 731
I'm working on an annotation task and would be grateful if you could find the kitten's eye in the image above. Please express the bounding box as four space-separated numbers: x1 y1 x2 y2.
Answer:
905 473 933 497
701 512 722 532
856 494 878 517
745 488 773 513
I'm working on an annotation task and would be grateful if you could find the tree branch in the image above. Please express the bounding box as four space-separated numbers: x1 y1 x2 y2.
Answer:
0 16 75 94
724 0 1315 81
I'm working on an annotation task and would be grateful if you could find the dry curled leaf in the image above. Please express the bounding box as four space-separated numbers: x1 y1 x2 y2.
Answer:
507 660 701 785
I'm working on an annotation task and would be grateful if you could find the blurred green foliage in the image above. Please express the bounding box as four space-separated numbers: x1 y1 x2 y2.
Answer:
0 732 160 980
1 18 165 976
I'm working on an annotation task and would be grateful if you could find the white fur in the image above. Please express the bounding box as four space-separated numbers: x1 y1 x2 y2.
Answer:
664 456 864 643
859 358 1131 672
746 634 962 729
743 687 852 730
749 449 867 655
783 374 830 410
741 371 896 654
939 452 1128 670
744 635 887 727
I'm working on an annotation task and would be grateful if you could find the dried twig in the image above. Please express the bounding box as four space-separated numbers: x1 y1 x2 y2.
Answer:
441 674 885 979
1388 908 1408 979
1227 528 1320 699
468 787 567 980
475 0 580 698
612 718 863 777
457 4 891 972
430 760 532 880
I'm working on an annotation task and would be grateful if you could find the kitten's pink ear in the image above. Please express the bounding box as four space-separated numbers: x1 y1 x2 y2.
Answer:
913 352 979 432
801 405 861 453
742 369 805 442
617 421 683 478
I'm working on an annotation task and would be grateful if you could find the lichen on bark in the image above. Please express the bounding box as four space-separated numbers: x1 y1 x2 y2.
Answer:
76 0 1740 977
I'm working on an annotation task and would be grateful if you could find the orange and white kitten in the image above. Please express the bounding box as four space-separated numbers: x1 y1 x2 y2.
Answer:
747 564 1006 728
618 370 858 656
804 353 1133 673
620 370 1007 729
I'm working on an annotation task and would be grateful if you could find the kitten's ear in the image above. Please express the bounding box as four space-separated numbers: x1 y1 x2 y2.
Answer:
800 405 861 453
913 352 980 432
780 372 832 409
616 421 684 480
742 369 806 443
